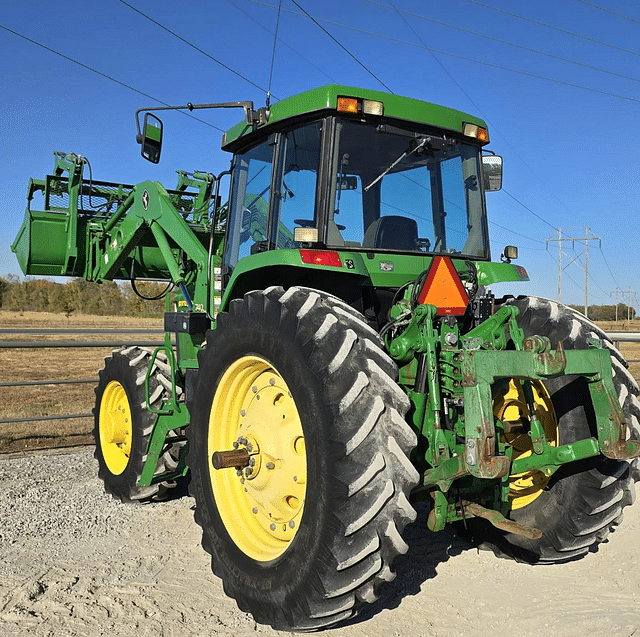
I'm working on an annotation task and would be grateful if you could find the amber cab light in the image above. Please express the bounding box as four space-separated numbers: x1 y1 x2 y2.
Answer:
337 97 359 114
300 249 343 268
463 122 489 143
337 96 384 116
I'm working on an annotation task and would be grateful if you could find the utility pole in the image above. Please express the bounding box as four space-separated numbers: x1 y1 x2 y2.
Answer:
612 287 621 322
611 288 636 324
557 227 562 301
547 227 601 317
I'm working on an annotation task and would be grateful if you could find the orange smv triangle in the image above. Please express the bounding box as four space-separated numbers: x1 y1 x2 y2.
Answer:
417 256 469 315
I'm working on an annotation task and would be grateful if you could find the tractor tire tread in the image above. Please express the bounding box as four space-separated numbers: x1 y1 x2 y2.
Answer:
188 286 418 630
93 346 185 503
484 296 639 563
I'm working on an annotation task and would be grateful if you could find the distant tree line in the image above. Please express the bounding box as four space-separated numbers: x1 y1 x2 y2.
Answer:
0 276 167 318
568 303 637 321
1 277 636 322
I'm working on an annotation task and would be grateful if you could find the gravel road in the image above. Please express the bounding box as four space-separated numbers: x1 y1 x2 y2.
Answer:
1 447 639 637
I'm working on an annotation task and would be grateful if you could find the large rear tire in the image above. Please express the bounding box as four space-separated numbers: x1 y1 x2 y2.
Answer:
187 286 418 630
484 296 640 563
93 346 186 502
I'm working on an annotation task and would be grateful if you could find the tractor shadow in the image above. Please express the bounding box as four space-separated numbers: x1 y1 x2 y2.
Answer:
341 500 476 627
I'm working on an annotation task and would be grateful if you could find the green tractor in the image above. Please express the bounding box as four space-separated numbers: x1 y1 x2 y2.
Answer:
12 85 640 630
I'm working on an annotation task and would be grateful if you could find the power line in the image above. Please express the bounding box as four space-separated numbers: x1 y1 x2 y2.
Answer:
267 0 283 107
227 0 337 84
246 1 640 105
116 0 274 99
289 0 393 93
461 0 640 58
501 190 559 232
0 23 224 132
488 220 547 246
598 245 623 291
573 0 640 26
364 0 640 86
385 0 482 109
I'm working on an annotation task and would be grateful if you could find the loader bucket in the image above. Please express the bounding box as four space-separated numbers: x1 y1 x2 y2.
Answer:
11 208 77 276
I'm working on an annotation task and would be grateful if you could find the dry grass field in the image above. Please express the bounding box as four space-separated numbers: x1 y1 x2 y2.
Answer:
0 310 162 453
1 310 639 454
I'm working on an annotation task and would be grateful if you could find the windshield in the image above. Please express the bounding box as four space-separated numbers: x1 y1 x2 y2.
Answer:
328 119 488 257
224 117 489 270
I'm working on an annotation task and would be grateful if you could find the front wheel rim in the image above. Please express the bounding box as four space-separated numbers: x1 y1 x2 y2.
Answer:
99 380 133 475
208 355 307 562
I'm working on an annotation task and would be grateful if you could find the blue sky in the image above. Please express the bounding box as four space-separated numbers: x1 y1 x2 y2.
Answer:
2 0 639 309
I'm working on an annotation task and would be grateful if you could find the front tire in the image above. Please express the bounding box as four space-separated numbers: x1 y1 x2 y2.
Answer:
93 346 186 502
187 286 418 630
487 296 640 563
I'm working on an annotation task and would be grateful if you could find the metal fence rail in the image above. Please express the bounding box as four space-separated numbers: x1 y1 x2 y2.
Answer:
0 328 163 335
1 329 638 428
0 328 163 427
0 340 164 348
608 333 640 364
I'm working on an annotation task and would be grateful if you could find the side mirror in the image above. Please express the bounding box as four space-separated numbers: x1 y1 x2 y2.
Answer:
501 245 518 263
138 113 163 164
482 155 502 191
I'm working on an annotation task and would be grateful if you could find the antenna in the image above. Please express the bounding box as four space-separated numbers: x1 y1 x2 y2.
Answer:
267 0 283 110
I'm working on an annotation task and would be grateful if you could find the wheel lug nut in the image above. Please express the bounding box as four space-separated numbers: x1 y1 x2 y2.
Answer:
266 462 275 470
270 523 276 531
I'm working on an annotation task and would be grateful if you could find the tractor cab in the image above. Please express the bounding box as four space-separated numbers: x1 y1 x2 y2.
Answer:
220 87 502 274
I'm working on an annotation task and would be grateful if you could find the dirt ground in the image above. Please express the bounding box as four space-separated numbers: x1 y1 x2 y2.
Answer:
1 447 639 637
2 311 640 636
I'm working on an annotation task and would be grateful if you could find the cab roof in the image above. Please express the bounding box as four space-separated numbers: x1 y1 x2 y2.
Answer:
221 85 488 151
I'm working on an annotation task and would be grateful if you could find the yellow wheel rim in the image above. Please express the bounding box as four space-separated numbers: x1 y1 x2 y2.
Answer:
494 380 558 510
208 355 307 562
99 380 133 475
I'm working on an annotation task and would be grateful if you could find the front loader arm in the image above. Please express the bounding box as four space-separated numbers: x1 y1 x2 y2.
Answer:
93 181 208 291
13 154 215 309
